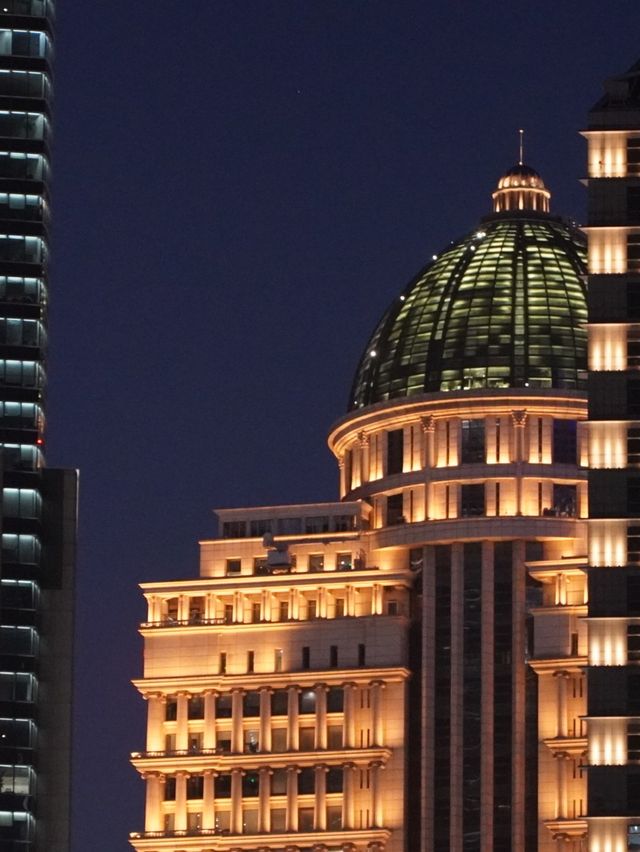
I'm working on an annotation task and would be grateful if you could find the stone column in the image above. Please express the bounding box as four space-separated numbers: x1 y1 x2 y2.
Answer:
421 415 436 468
315 683 328 750
346 584 356 616
314 764 328 830
318 587 328 618
287 686 300 751
204 592 217 622
359 431 371 484
555 672 570 738
233 590 244 623
174 771 188 831
203 690 216 750
370 681 385 746
177 594 190 622
511 410 528 514
176 692 190 750
338 455 346 497
144 772 163 832
202 769 216 830
556 754 568 818
259 767 272 832
286 766 299 832
289 587 299 619
511 540 527 852
371 583 382 615
261 588 271 622
259 687 272 752
370 761 384 828
343 683 357 749
145 693 166 752
231 769 243 834
231 689 244 753
342 763 356 830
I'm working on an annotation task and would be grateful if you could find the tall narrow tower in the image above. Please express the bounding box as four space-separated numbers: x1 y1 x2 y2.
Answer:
583 59 640 851
0 3 77 851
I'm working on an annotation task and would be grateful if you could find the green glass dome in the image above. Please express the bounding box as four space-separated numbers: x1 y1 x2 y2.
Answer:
349 170 587 410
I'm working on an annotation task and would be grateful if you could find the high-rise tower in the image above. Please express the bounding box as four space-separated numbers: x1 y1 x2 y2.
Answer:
582 58 640 852
130 165 590 851
0 3 77 852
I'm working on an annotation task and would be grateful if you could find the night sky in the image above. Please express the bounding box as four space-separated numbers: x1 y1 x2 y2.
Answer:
44 3 639 850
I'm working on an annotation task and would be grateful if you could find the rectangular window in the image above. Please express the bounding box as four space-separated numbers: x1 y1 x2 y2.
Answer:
358 643 366 666
225 558 241 575
307 599 317 619
330 645 338 667
165 698 177 721
628 283 640 320
299 726 315 750
301 646 310 669
460 483 485 517
219 652 227 675
628 138 640 176
299 689 316 714
630 428 640 465
279 601 289 621
298 807 314 831
271 689 288 716
308 553 324 571
629 187 640 224
188 695 204 719
630 378 640 417
327 724 343 748
461 419 485 463
629 625 640 662
247 650 255 673
630 333 640 370
222 521 245 538
274 648 283 672
630 478 640 515
386 428 404 475
249 518 271 537
251 602 261 622
335 598 345 617
217 694 232 718
630 234 640 273
553 420 577 464
327 687 343 712
336 552 352 571
271 728 286 751
305 515 329 533
551 483 577 517
386 492 404 525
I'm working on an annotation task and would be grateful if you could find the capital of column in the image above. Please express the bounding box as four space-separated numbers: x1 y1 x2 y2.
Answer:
175 769 190 778
553 670 572 680
554 751 572 761
142 770 164 781
357 430 370 448
176 690 191 698
369 679 386 690
342 681 358 690
368 759 385 771
230 767 246 776
287 684 301 693
342 761 357 772
258 766 274 777
259 685 274 695
511 409 528 427
230 686 245 695
286 764 302 775
203 688 217 697
314 763 330 774
338 456 345 470
420 414 436 433
313 682 329 692
143 691 166 703
203 769 218 779
367 843 385 852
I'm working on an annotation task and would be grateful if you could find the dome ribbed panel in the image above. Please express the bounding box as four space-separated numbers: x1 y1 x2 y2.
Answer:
349 216 587 410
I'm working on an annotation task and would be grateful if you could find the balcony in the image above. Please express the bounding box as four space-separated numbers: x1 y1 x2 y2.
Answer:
129 826 391 849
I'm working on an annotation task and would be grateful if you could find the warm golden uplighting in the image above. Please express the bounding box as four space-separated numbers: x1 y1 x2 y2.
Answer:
588 421 626 468
583 131 628 178
587 228 627 274
588 520 627 566
589 325 627 371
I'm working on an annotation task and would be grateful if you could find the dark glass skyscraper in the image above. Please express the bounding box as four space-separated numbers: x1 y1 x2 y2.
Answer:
0 3 77 851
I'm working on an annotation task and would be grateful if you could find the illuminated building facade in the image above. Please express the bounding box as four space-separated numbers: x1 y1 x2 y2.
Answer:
130 151 599 851
0 3 78 852
582 58 640 852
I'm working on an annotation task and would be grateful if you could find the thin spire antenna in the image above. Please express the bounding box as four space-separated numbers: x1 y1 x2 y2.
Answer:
519 128 524 166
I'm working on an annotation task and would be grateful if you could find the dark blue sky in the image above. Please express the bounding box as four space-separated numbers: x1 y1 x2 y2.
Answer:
45 2 639 849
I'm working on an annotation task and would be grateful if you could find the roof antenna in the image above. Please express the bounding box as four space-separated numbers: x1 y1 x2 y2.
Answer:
519 128 524 166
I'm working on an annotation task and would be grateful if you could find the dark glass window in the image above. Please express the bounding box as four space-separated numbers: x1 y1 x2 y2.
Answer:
460 419 485 463
222 521 245 538
552 420 577 464
216 694 232 718
243 691 260 717
386 492 404 525
242 772 259 797
628 283 640 321
226 558 241 575
330 645 338 667
214 774 231 798
299 689 316 714
305 515 329 533
271 690 288 716
629 625 640 662
165 699 177 721
630 429 640 465
187 775 203 799
629 334 640 369
299 767 315 794
336 552 352 571
358 644 366 666
301 646 310 669
629 573 640 612
630 379 640 417
249 519 271 537
628 138 640 176
387 429 404 475
334 514 355 531
308 554 324 571
628 187 640 224
551 484 577 517
188 696 204 719
629 234 640 274
327 687 343 712
461 483 485 517
327 767 343 793
630 478 640 515
164 777 176 800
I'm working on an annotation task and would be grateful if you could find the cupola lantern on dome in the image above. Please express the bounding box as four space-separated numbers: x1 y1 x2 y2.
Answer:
492 130 551 213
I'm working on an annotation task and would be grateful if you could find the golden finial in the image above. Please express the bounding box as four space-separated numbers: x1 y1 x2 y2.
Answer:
519 128 524 166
